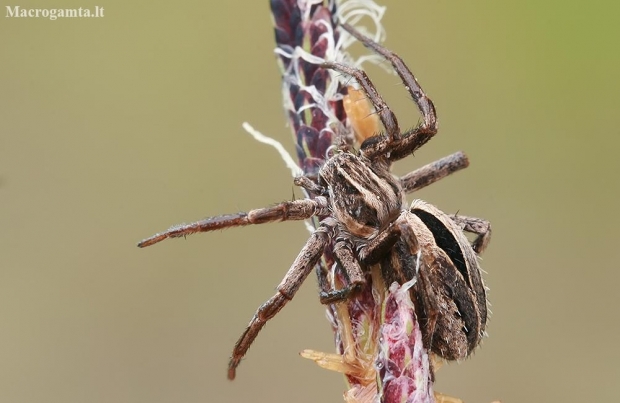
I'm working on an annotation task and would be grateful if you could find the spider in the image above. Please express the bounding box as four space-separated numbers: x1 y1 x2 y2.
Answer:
138 23 491 380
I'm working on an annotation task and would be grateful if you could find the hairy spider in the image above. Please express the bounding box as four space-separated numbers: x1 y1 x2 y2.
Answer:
138 23 491 380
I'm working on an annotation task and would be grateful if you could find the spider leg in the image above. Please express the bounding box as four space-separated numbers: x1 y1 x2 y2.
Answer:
321 61 401 142
137 197 329 247
400 151 469 194
317 236 365 304
341 23 438 162
449 214 492 254
357 221 402 264
342 23 436 129
399 152 490 252
318 221 408 304
293 175 326 196
227 220 332 380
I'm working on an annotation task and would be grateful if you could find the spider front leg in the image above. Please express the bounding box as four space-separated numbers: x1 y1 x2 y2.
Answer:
449 214 492 254
320 61 401 142
227 219 334 380
340 23 438 162
137 197 329 247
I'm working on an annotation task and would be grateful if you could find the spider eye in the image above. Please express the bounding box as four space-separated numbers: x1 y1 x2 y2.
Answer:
360 135 382 150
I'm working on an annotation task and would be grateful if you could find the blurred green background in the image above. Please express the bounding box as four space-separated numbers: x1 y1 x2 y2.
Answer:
2 1 619 402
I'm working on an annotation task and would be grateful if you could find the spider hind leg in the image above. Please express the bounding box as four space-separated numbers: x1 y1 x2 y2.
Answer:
449 214 492 254
227 221 331 379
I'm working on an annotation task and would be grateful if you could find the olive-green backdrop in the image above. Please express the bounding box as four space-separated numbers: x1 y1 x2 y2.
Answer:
2 1 619 402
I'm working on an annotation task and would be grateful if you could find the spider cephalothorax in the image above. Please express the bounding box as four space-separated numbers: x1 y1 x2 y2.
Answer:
319 152 403 238
138 23 491 379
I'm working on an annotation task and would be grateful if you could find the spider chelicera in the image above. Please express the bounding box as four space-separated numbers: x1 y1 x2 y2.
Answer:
138 23 491 380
